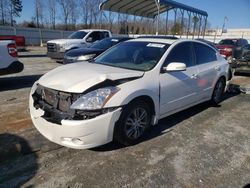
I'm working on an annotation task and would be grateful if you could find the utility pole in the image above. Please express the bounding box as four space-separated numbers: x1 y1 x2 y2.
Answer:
222 16 228 34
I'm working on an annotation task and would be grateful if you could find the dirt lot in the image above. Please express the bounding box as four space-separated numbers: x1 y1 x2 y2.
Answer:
0 47 250 188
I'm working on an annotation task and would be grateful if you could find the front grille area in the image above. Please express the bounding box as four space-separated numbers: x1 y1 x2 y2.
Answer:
47 43 58 52
32 84 114 124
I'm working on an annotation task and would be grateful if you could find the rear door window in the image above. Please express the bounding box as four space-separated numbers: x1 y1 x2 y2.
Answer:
193 42 217 65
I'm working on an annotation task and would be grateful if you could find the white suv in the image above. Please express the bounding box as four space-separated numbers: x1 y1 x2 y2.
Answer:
30 38 229 149
0 40 23 76
47 29 112 61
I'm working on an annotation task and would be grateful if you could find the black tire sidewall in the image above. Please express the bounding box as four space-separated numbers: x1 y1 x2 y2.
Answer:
114 100 152 146
211 78 226 104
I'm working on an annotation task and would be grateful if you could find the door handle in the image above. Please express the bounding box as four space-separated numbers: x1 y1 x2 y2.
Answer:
191 74 198 79
215 66 221 71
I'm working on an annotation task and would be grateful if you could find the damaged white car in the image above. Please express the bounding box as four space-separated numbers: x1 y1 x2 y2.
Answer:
29 38 229 149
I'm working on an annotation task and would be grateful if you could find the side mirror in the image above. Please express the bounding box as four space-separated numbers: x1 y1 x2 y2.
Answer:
163 62 186 72
86 37 93 43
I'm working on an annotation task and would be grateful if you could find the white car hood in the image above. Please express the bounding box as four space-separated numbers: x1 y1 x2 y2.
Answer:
47 39 83 45
38 62 144 93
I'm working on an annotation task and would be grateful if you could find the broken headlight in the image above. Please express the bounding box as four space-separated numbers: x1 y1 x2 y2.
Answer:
70 87 120 110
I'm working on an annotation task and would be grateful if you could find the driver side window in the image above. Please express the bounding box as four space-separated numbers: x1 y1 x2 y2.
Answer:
164 42 194 67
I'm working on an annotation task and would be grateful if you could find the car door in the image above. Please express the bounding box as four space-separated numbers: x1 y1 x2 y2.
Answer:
193 42 219 99
159 42 200 116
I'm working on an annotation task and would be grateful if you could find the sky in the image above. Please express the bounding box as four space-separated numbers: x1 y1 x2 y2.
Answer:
16 0 250 29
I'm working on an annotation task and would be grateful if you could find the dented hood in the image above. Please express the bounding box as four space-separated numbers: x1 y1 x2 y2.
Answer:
38 62 144 93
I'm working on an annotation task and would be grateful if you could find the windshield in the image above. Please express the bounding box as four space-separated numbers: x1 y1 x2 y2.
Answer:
90 38 117 50
68 31 88 39
219 39 236 45
95 41 169 71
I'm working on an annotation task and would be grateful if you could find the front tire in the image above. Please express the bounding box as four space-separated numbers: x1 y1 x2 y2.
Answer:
114 100 152 146
211 78 226 105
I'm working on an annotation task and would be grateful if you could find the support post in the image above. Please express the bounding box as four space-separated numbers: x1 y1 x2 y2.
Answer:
203 16 207 38
173 8 177 37
180 9 184 38
154 0 160 35
192 13 199 39
133 15 136 36
166 11 169 35
197 15 202 38
187 11 191 39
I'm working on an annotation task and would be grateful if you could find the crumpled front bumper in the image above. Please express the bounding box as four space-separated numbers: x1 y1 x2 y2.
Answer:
29 96 122 149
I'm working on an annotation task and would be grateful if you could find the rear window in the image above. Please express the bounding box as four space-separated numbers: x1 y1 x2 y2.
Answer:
219 39 236 45
194 42 217 65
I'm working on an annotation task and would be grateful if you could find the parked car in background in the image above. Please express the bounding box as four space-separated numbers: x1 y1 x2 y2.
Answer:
0 40 23 76
0 35 25 50
47 29 112 61
233 44 250 61
30 38 229 149
231 44 250 73
195 38 218 50
63 37 132 64
216 38 248 62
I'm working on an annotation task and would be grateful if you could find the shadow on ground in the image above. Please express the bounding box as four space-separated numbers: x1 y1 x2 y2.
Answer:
0 133 38 187
0 74 42 91
243 184 250 188
19 54 47 58
234 72 250 77
92 92 240 152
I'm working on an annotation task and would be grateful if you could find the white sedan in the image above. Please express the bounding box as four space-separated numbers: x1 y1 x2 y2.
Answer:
29 38 229 149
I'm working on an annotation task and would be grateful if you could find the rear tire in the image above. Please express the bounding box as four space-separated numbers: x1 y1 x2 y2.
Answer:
114 100 152 146
211 78 226 105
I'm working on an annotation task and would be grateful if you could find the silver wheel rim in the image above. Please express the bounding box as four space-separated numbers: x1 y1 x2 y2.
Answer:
125 107 149 140
214 80 224 102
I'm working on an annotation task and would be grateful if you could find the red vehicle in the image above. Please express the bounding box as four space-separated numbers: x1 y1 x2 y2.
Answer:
0 35 25 50
216 38 248 62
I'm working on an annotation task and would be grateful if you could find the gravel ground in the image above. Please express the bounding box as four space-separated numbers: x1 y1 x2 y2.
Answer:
0 47 250 188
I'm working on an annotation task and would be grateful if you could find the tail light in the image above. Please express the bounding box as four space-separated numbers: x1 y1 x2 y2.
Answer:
7 43 18 57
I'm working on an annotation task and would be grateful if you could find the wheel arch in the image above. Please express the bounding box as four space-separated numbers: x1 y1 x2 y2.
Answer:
126 95 156 117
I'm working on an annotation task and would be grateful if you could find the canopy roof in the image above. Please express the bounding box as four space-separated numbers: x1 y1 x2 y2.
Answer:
100 0 208 19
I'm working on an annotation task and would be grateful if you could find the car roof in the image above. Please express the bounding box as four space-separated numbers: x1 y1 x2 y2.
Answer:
109 37 132 40
129 38 178 44
220 38 244 41
78 29 110 32
138 35 179 39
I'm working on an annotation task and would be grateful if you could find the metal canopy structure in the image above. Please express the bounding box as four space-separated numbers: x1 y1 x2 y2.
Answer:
100 0 207 19
100 0 208 38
